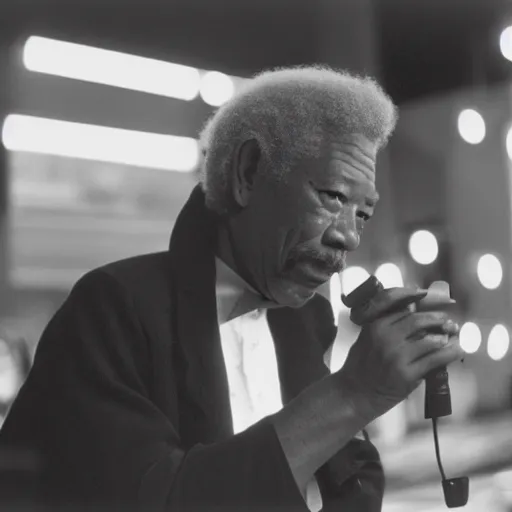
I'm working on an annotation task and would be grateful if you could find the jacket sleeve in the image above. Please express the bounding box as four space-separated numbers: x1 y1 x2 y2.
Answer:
0 269 309 512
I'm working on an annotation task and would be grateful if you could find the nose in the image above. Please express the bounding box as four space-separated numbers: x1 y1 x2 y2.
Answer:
323 214 360 253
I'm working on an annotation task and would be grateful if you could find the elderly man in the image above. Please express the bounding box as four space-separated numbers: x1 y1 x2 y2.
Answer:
0 66 463 511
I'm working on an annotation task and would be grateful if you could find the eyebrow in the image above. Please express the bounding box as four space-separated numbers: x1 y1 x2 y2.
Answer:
365 194 379 208
339 173 380 207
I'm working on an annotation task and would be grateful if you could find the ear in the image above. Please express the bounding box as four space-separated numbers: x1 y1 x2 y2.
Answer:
232 139 262 208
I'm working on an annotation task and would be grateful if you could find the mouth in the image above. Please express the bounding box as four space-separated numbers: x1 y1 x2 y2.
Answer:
297 260 341 287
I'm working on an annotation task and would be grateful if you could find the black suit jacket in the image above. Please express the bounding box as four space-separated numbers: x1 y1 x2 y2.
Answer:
0 185 384 511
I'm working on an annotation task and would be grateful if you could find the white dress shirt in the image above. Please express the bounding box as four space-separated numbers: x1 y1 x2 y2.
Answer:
215 257 337 512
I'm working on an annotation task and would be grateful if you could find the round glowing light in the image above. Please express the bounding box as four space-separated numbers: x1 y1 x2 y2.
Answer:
459 322 482 354
341 266 370 295
457 109 486 144
487 324 510 361
200 71 235 107
476 253 503 290
375 263 404 289
408 230 438 265
500 26 512 62
505 127 512 160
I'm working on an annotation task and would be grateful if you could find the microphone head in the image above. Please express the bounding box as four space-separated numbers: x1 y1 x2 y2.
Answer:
341 275 383 308
442 477 469 508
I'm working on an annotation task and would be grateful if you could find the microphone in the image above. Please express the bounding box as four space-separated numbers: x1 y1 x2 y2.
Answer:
424 367 452 419
341 276 469 508
415 281 453 420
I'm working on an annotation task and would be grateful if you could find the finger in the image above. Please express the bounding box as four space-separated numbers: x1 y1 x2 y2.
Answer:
350 287 428 326
417 296 456 309
408 325 460 344
407 333 451 362
443 319 460 337
399 312 457 338
417 289 456 312
410 336 464 379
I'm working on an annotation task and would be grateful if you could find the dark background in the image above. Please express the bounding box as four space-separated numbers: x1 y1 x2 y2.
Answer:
1 0 512 105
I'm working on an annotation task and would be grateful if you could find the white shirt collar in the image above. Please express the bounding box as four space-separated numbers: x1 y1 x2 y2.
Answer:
214 257 332 324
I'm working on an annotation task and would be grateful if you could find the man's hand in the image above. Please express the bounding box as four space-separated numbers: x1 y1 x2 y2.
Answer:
337 287 464 423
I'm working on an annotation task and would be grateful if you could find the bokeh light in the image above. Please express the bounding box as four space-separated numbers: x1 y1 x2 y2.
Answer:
2 114 199 172
487 324 510 361
341 266 370 295
375 263 404 288
500 26 512 62
459 322 482 354
328 273 345 327
408 230 439 265
505 126 512 160
23 35 201 100
476 253 503 290
200 71 235 106
457 109 486 144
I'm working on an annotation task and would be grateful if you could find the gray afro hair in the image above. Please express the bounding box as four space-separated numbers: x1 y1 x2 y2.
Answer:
198 65 398 216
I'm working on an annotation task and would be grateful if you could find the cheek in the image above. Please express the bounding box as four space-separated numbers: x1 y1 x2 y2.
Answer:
282 214 331 267
267 195 330 261
298 210 334 242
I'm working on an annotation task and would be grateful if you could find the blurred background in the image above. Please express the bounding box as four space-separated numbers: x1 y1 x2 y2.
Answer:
0 0 512 509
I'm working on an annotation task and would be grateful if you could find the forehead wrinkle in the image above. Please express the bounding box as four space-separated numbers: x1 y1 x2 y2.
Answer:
333 150 375 173
332 154 375 183
340 141 374 161
332 140 376 166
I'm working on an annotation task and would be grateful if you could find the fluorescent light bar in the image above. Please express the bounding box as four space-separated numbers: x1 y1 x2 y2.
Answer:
23 36 201 101
2 114 199 172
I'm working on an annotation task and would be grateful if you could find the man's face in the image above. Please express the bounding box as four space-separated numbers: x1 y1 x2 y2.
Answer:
228 134 379 307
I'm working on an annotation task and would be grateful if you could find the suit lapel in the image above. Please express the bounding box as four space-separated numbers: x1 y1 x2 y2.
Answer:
168 185 233 445
268 294 337 404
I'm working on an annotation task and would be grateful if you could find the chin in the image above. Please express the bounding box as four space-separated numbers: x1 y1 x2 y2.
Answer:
269 281 316 308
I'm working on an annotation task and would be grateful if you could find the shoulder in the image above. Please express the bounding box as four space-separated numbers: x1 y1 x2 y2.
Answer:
74 251 172 302
45 252 175 361
95 251 171 288
59 252 175 332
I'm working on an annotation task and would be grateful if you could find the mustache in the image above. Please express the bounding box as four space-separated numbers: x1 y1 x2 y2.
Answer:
286 245 346 274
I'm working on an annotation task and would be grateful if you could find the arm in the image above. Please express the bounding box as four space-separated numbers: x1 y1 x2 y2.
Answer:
272 372 368 497
272 287 464 496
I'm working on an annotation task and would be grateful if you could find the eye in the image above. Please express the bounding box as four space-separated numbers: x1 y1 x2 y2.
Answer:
319 190 347 204
318 189 372 222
